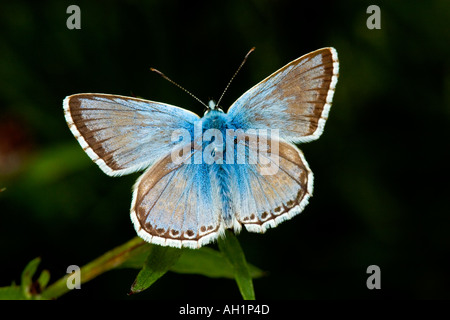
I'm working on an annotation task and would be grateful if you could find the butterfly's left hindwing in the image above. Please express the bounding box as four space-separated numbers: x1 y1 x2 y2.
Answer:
64 94 200 177
131 143 223 249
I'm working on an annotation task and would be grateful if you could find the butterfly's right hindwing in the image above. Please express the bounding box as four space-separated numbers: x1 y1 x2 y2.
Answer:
227 132 313 233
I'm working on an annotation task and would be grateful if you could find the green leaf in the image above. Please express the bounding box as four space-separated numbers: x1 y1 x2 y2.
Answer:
37 269 51 291
119 244 265 280
0 258 51 300
0 285 28 300
129 245 183 294
21 257 41 299
171 247 265 279
218 230 255 300
171 247 236 278
117 243 153 269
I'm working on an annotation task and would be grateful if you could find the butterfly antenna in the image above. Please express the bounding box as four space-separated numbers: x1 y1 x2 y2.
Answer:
150 68 208 108
216 47 255 108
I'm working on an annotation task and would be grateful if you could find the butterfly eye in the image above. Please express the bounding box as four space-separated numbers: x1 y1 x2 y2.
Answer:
208 100 216 109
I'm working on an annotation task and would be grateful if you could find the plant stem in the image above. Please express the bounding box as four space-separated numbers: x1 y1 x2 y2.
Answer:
218 230 255 300
39 237 147 300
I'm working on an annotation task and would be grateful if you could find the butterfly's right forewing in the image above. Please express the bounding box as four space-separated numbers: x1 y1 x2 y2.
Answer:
227 48 338 143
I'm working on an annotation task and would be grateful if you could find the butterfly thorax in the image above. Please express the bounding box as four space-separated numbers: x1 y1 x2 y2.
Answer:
199 109 231 163
199 108 237 227
201 108 229 130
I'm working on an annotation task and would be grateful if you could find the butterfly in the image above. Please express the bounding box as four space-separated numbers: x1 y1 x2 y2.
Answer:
63 47 339 249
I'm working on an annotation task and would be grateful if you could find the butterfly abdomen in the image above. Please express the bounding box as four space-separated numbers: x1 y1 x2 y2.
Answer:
212 163 234 227
200 111 238 229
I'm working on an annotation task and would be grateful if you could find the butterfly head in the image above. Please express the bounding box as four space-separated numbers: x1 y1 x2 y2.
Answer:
205 100 224 115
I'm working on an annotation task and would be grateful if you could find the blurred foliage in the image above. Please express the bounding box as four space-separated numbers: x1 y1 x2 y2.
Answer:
1 0 449 299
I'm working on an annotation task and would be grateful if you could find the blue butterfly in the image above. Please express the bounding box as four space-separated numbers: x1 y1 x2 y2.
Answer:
63 48 339 248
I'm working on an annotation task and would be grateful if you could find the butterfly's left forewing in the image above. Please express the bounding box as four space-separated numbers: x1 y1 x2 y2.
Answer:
64 94 200 176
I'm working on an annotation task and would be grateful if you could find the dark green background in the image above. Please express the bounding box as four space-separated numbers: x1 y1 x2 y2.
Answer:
1 0 449 299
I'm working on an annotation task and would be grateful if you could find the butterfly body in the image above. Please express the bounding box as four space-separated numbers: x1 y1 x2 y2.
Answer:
200 106 229 138
64 48 339 248
188 106 247 231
